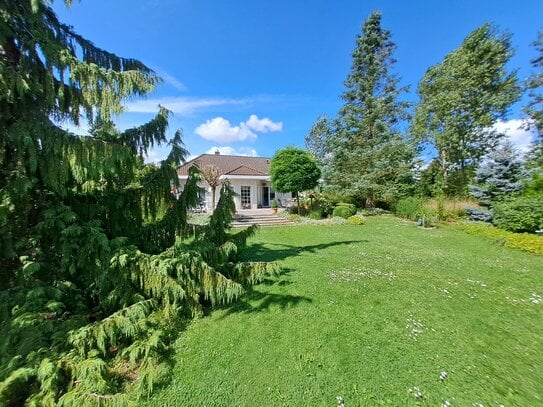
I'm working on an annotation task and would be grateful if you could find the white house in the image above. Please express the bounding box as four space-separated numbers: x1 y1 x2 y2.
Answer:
177 151 292 211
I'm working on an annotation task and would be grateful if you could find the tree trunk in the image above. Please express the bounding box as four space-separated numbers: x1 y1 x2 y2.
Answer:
211 186 216 213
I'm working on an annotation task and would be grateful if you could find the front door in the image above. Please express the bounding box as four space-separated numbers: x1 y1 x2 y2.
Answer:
261 186 270 207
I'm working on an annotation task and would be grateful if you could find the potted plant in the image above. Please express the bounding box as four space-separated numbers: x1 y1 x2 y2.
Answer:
271 198 278 214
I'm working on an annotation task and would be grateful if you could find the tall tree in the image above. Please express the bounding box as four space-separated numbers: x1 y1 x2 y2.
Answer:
305 115 333 169
201 164 221 212
270 147 321 212
412 24 520 195
326 11 415 207
0 2 277 405
524 31 543 168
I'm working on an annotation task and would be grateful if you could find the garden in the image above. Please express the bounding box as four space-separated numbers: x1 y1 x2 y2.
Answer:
145 217 543 406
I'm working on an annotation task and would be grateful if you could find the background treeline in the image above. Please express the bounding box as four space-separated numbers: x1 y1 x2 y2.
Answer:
305 11 542 233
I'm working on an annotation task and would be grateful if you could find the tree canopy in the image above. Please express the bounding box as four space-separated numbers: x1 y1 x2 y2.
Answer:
0 1 277 405
270 147 321 210
412 23 520 195
325 11 415 206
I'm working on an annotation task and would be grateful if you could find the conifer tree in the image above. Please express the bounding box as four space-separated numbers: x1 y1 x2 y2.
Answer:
0 2 278 405
326 11 415 207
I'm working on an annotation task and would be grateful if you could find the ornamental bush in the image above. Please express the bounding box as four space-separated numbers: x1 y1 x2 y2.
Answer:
347 215 366 225
332 203 357 218
492 196 543 233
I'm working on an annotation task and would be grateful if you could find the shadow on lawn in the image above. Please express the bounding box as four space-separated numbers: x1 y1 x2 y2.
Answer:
217 284 312 320
240 239 368 263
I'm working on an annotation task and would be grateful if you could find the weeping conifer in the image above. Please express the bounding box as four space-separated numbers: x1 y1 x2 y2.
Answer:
0 1 279 405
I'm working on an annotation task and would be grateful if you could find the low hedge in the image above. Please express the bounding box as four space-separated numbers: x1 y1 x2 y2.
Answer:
456 222 543 255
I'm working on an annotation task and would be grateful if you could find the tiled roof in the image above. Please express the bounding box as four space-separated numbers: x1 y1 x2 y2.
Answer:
178 154 271 177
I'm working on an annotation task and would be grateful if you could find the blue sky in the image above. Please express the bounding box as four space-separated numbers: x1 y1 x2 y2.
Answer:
54 0 542 161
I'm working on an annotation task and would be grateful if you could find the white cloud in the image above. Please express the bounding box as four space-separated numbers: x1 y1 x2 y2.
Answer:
144 148 168 164
245 114 283 132
157 70 186 91
205 146 259 157
124 97 250 115
195 117 257 143
493 119 536 154
194 114 283 143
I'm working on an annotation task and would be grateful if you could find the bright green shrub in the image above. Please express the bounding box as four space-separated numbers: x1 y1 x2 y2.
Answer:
288 214 301 222
492 196 543 233
457 222 543 255
332 203 357 219
347 215 366 225
395 197 423 221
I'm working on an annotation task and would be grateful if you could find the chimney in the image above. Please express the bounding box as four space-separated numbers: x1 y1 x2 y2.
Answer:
214 149 220 155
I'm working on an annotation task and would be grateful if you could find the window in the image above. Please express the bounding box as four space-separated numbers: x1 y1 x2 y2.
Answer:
241 186 251 208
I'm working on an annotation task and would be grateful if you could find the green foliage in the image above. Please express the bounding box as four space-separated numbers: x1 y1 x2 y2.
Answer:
271 199 278 209
270 147 321 194
457 222 543 255
270 147 321 211
307 210 324 220
413 24 520 195
326 11 416 206
305 115 333 169
394 197 424 221
524 31 543 139
347 215 366 225
492 196 543 233
0 3 279 405
332 203 357 219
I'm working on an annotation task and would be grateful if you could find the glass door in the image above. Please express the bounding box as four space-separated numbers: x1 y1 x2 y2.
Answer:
241 186 251 209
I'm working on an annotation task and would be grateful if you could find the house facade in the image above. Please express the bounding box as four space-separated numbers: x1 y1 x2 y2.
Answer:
177 151 292 211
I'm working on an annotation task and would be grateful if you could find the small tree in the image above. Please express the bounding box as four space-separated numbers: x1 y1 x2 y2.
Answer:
201 164 222 211
270 147 321 212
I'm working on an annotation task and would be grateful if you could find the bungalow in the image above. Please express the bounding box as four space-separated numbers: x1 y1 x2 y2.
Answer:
177 150 292 211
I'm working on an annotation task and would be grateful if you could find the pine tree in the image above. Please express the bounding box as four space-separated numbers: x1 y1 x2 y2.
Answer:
0 2 279 405
326 11 415 207
469 141 524 203
413 24 520 195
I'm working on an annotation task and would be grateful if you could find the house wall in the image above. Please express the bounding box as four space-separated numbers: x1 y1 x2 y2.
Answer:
178 176 292 211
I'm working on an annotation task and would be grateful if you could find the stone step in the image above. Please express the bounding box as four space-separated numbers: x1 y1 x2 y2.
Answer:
231 212 292 227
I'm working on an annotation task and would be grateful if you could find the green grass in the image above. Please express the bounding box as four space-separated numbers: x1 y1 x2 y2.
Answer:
145 216 543 406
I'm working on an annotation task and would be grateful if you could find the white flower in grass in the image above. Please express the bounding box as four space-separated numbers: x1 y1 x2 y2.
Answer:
439 371 448 380
336 395 344 406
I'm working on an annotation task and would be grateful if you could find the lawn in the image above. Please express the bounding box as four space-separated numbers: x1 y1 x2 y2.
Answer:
145 216 543 406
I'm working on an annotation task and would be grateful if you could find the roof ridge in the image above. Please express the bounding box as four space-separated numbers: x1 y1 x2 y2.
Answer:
226 164 266 175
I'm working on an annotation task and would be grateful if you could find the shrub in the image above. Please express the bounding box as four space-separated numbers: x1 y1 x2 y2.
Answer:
288 205 308 216
347 215 366 225
308 210 323 220
457 222 543 255
492 196 543 233
271 199 278 208
465 207 493 223
288 214 301 222
395 197 423 221
333 203 357 219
